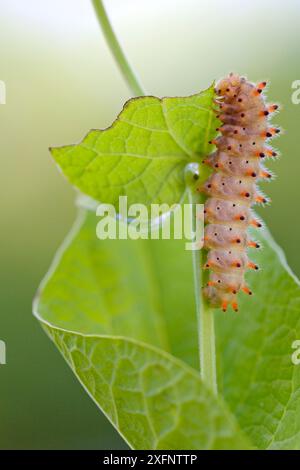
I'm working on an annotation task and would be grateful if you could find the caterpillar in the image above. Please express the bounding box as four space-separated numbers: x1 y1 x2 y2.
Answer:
201 73 279 312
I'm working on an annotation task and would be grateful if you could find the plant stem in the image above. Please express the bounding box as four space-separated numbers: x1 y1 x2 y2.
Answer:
91 1 217 393
188 184 217 395
91 0 145 96
199 296 217 395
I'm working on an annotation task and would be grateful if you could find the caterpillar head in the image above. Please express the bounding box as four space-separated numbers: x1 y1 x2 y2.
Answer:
215 74 242 99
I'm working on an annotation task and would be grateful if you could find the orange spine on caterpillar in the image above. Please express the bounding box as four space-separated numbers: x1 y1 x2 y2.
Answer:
200 73 280 312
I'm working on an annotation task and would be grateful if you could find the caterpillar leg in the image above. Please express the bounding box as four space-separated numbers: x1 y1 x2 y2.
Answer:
242 286 253 295
221 300 228 312
248 261 259 270
248 240 260 249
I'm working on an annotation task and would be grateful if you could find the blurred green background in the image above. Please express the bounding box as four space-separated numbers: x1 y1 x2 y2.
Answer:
0 0 299 449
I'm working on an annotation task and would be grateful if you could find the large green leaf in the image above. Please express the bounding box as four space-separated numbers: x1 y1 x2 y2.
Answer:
216 228 300 450
50 87 216 212
34 211 300 449
149 222 300 450
34 211 250 450
39 85 300 449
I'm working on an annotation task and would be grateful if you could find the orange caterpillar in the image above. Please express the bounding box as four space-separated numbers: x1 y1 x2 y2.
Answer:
200 73 279 312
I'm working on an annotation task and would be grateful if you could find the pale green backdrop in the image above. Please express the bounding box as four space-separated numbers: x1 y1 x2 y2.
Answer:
0 0 299 449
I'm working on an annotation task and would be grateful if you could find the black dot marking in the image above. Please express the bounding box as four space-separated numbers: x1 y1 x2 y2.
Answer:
214 233 217 236
229 161 232 165
272 151 277 157
236 239 241 243
239 144 242 148
251 172 256 177
229 251 232 254
266 132 272 138
218 280 221 283
236 263 241 268
238 98 242 102
193 174 199 180
207 184 211 188
257 89 262 94
246 160 249 164
226 88 230 92
260 152 265 158
217 207 220 210
222 183 225 186
239 180 242 184
215 164 219 168
227 145 232 150
234 130 238 134
241 113 245 117
233 203 236 207
240 216 245 221
275 128 280 134
252 142 256 145
217 257 220 261
229 227 232 231
264 110 269 116
243 127 246 130
245 192 250 197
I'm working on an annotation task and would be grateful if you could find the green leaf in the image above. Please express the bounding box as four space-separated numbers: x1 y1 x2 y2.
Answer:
148 220 300 450
35 209 300 448
34 211 251 450
41 85 300 449
142 222 300 450
50 87 216 213
215 228 300 450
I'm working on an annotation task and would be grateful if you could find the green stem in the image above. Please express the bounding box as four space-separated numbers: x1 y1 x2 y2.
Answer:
188 182 217 395
91 1 217 393
199 297 217 394
91 0 145 96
